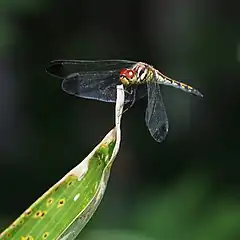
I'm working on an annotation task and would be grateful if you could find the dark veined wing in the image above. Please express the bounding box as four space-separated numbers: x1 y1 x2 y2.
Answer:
62 72 147 103
145 79 169 142
46 59 137 78
46 59 147 103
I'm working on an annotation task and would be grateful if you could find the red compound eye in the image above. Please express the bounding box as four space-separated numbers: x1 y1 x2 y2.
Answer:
120 68 135 79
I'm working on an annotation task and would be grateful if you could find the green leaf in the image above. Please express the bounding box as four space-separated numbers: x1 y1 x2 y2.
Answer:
0 85 125 240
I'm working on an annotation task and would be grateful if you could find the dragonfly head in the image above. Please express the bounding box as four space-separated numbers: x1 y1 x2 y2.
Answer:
119 68 137 86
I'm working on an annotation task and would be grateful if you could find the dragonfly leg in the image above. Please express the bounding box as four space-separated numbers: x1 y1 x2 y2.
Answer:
129 88 137 108
124 88 133 95
120 88 137 115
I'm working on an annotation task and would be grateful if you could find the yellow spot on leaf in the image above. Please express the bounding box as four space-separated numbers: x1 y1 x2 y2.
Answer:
10 222 16 228
19 219 24 225
21 236 33 240
46 198 54 207
57 199 65 208
65 175 76 187
53 186 60 192
26 236 34 240
67 181 73 186
42 232 49 239
34 210 42 219
100 143 107 148
41 211 47 218
24 208 32 216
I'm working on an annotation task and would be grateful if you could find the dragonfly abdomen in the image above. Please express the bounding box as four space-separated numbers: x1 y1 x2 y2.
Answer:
156 72 203 97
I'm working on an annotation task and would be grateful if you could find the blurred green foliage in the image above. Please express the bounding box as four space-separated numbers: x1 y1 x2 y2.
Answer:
78 173 239 240
0 0 47 13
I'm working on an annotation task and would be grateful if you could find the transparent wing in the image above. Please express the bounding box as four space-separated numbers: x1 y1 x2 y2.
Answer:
145 80 169 142
46 59 146 103
46 59 137 78
61 71 147 103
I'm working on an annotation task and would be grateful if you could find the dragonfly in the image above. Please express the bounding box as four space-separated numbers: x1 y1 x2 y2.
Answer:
46 59 203 142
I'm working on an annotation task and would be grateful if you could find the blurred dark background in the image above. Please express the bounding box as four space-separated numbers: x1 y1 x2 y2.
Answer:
0 0 239 239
